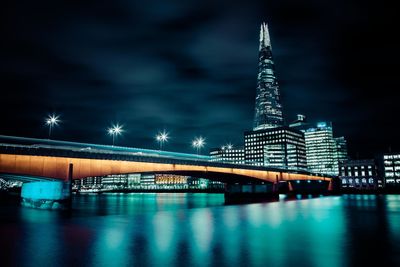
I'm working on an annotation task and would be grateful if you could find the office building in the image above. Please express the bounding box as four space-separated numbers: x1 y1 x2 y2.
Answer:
244 126 307 170
335 137 348 163
210 146 245 164
304 122 339 175
339 159 382 190
381 153 400 187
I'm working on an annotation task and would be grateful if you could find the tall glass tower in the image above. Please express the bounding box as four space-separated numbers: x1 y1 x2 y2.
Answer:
253 23 284 130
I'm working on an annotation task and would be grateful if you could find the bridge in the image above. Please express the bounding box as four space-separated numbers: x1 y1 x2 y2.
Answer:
0 135 333 183
0 135 338 207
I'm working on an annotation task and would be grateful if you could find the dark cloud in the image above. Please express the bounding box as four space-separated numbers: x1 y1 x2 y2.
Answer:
0 0 398 157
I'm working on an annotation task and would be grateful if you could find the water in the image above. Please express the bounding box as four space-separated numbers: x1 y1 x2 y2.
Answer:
1 193 400 267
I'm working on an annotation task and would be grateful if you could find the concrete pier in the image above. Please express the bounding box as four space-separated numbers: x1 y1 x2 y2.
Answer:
21 181 71 210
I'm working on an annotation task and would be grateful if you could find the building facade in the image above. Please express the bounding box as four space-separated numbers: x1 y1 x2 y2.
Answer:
335 136 348 164
304 122 339 175
244 126 307 170
339 159 382 190
210 146 245 165
253 23 284 130
381 153 400 187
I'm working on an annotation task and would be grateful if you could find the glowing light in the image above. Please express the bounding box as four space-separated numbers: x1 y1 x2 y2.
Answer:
155 130 169 150
45 114 60 139
192 137 205 154
107 124 124 146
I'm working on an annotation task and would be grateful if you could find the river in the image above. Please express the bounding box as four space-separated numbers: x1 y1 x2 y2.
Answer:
1 193 400 267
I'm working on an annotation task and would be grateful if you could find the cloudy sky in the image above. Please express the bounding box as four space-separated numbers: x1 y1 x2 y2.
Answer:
1 0 398 157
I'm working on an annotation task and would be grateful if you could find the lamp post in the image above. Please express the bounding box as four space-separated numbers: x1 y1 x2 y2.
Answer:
45 114 60 139
192 137 205 155
107 124 123 146
222 143 233 150
156 131 169 150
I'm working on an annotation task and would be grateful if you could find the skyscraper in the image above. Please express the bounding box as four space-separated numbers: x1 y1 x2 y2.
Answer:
244 23 306 171
253 23 284 131
304 122 339 175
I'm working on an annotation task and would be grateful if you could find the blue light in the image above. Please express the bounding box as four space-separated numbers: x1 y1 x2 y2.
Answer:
317 122 327 128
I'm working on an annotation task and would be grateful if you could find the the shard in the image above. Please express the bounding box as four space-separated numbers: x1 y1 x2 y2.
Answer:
253 22 284 130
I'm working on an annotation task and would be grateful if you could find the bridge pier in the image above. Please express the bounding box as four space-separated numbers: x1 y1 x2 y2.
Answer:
224 183 278 203
20 163 73 210
285 180 336 195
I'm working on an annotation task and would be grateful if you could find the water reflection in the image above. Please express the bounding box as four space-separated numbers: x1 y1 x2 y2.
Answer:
0 193 399 267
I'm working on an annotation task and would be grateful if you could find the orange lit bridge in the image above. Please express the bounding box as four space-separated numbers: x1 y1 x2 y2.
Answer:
0 135 337 196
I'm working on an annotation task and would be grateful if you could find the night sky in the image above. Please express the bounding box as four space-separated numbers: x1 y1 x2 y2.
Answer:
1 0 398 157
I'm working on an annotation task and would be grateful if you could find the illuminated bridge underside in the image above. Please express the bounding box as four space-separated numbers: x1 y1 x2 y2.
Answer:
0 154 331 184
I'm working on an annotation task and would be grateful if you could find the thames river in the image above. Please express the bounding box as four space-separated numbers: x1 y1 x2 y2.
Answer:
1 193 400 267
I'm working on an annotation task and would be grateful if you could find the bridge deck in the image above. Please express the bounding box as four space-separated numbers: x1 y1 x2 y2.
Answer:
0 135 333 183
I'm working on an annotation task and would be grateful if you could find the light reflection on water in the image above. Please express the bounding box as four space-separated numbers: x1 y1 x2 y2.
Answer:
1 193 400 267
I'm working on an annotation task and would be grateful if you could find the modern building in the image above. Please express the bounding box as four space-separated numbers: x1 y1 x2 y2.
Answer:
210 146 245 165
155 174 188 185
253 22 284 130
335 137 348 164
381 153 400 187
339 159 382 190
244 126 307 170
289 114 311 132
187 177 224 190
140 173 156 188
304 122 339 175
243 23 306 170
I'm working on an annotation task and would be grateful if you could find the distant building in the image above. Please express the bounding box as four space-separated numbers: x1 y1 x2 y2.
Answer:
187 177 224 190
381 153 400 187
304 122 339 175
140 174 156 187
155 174 188 185
289 114 311 132
335 137 349 163
210 146 245 164
253 23 284 130
244 126 307 170
339 159 382 190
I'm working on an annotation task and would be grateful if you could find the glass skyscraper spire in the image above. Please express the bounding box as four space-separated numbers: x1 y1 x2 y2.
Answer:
253 22 284 130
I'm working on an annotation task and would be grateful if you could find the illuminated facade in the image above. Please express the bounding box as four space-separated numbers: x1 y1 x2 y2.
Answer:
382 153 400 186
244 126 307 170
253 23 284 131
155 174 188 185
335 137 348 163
210 147 245 164
304 122 339 175
339 159 382 190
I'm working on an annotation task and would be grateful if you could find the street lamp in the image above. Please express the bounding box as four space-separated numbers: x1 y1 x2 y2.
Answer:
222 143 233 150
156 130 169 150
192 136 205 155
107 124 123 146
45 114 60 139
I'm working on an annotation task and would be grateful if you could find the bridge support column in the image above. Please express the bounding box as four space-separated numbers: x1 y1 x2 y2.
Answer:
286 180 331 195
224 183 278 203
20 163 73 210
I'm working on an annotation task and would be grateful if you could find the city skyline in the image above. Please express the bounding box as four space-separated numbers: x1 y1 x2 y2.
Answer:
1 1 398 158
